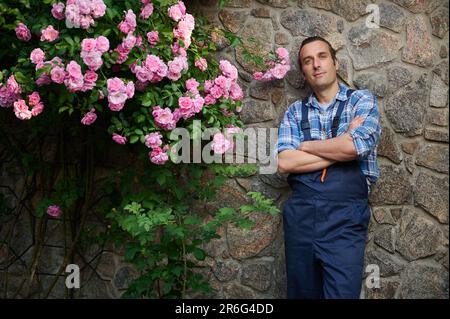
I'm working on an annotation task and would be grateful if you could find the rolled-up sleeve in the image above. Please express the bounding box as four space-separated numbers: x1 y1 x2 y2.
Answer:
348 92 381 160
276 106 303 154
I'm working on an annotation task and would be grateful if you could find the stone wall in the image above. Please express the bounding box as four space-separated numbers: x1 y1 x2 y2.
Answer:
0 0 448 299
0 139 141 298
189 0 449 299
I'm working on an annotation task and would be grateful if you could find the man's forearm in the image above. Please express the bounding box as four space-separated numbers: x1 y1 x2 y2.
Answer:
300 133 357 162
278 150 336 174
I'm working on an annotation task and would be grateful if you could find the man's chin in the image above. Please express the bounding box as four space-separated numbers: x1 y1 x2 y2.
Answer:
309 78 337 90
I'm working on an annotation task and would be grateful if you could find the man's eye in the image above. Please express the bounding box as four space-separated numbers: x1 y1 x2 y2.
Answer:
304 60 311 65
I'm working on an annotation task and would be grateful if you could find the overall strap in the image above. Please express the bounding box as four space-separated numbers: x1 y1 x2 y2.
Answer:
331 89 354 138
300 96 311 141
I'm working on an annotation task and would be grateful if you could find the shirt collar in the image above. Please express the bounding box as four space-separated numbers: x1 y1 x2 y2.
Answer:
305 82 350 108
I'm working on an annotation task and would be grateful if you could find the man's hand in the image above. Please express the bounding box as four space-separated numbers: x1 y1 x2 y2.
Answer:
347 116 365 132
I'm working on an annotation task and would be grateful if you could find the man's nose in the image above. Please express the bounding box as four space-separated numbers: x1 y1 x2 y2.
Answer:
313 59 321 69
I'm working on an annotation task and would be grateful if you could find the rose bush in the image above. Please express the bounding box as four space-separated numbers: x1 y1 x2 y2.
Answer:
0 0 248 167
0 0 284 298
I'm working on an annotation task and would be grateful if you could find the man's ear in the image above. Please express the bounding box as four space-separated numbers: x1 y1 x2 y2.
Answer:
335 59 339 71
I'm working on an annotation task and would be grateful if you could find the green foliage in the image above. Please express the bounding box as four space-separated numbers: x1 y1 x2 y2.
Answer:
101 164 280 298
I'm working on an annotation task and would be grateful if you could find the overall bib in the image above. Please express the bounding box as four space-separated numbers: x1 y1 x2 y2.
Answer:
283 90 371 299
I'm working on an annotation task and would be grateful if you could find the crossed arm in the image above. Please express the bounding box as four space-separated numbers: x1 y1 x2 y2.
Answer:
277 117 364 174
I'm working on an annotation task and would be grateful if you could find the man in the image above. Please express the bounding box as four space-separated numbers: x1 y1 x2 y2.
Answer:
277 36 381 299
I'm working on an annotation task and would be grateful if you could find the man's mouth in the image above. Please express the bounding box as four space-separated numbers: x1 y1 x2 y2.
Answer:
313 72 326 77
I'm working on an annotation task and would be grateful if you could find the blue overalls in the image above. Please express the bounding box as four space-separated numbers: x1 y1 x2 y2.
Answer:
283 90 371 299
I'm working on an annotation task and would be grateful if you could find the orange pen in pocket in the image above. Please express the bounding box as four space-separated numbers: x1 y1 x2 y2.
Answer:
321 168 327 183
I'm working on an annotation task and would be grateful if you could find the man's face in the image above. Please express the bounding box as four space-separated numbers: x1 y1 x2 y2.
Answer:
299 40 339 90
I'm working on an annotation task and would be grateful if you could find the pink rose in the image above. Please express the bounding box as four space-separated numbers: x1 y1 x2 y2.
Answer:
81 38 97 52
178 47 187 58
135 35 143 48
230 82 244 101
13 99 32 120
28 92 41 106
172 42 180 55
7 75 21 94
118 9 136 34
47 205 62 217
253 72 264 80
149 147 169 165
40 25 59 42
51 66 66 84
195 58 207 72
36 73 52 86
50 56 63 67
144 132 163 149
211 133 233 154
30 48 45 65
219 60 238 81
204 95 216 105
122 33 137 50
92 0 106 18
107 77 128 108
210 85 224 99
203 80 214 92
192 96 204 113
112 133 127 145
126 81 135 98
177 1 186 15
125 9 136 27
146 31 159 46
82 51 103 71
66 61 83 78
118 21 131 34
84 70 98 83
168 4 183 22
108 102 125 111
185 78 199 93
51 3 65 20
96 36 110 53
178 96 193 118
214 76 229 90
271 64 289 79
276 47 289 61
15 23 31 41
134 66 149 83
107 77 125 93
140 3 154 19
81 109 97 125
31 102 44 117
152 106 177 130
0 87 16 108
173 14 195 48
167 56 188 81
225 125 242 135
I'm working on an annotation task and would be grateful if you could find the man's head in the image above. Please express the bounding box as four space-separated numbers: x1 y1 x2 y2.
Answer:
298 37 339 91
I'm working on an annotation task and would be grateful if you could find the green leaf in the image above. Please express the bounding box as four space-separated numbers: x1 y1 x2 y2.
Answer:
184 215 200 225
129 135 139 144
137 114 146 123
14 72 27 84
192 248 206 261
157 174 166 186
58 106 69 113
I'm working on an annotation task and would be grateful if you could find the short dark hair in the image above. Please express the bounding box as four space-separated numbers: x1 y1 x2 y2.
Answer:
298 36 337 68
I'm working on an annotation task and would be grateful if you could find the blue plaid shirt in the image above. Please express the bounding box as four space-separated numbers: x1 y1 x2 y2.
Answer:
277 82 381 186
